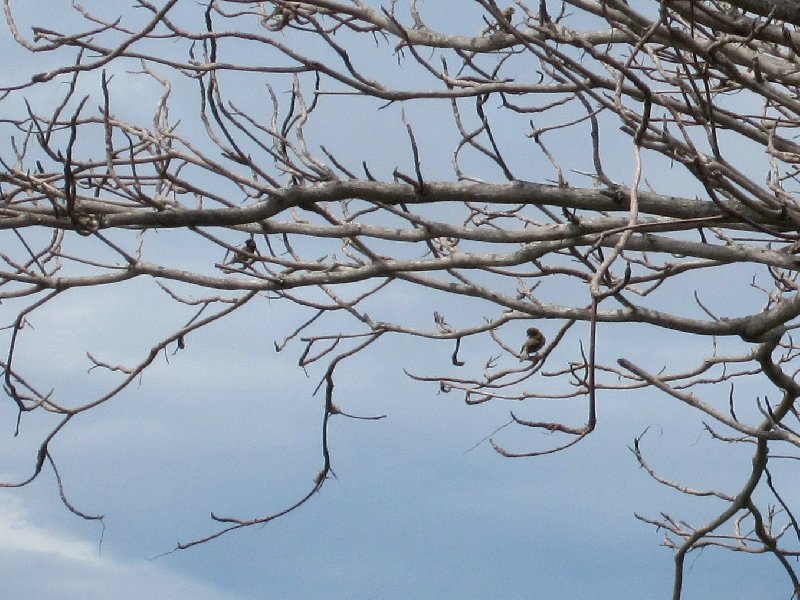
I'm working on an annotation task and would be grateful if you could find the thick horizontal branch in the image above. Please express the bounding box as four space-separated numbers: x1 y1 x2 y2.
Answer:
2 180 790 232
721 0 800 26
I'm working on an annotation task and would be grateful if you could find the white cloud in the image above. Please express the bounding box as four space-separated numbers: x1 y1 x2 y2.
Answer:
0 497 245 600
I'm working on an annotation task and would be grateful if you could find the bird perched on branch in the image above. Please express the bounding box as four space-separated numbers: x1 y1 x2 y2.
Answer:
520 327 545 360
232 238 258 267
482 6 515 34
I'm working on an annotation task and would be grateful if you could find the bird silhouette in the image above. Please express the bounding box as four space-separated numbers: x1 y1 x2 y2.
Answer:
232 238 258 266
520 327 545 360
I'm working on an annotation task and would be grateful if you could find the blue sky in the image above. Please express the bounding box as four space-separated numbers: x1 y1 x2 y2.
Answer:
0 2 792 598
0 282 786 598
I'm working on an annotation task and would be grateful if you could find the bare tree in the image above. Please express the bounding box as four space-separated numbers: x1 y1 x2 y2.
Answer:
3 1 800 596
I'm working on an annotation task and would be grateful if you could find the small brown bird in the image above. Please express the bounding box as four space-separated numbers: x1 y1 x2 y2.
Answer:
484 6 515 34
233 238 258 266
520 327 545 360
